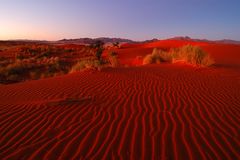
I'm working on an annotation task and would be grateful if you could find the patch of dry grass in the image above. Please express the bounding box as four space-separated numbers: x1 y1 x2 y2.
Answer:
171 45 214 66
70 59 101 73
108 51 120 67
143 45 214 67
143 48 170 65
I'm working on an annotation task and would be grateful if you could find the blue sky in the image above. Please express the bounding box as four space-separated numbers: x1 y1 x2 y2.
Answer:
0 0 240 40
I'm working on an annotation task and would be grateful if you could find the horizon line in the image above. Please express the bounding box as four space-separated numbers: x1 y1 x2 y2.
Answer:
1 36 240 42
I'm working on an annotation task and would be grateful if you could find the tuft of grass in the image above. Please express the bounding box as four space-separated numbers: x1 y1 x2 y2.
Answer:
172 45 214 66
201 55 215 67
0 56 63 83
157 50 172 62
143 48 170 65
143 54 154 65
0 60 32 82
3 60 33 76
143 45 214 67
70 59 101 73
108 51 120 67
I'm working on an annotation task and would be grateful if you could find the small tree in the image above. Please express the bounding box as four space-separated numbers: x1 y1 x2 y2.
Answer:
113 42 120 48
91 40 104 62
96 47 104 61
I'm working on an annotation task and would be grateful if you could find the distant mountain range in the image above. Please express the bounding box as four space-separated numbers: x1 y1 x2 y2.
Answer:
58 37 135 44
1 37 240 45
58 37 240 45
168 36 240 45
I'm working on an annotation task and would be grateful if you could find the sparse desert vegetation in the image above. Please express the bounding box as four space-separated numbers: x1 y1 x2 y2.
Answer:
0 42 95 83
0 56 63 82
70 59 101 73
0 40 124 83
70 50 120 73
143 45 215 67
70 41 122 73
0 41 216 84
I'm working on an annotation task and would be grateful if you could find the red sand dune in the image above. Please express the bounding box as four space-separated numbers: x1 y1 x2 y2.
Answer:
0 40 240 159
116 40 240 68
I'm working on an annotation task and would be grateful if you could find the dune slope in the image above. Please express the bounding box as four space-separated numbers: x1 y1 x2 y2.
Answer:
0 64 239 159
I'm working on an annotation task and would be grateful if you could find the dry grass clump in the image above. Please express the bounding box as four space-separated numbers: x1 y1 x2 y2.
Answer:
201 55 215 67
70 59 101 73
108 51 120 67
171 45 214 66
0 60 33 82
0 58 13 67
143 48 171 65
0 56 63 83
143 54 154 65
70 51 121 73
143 45 214 67
1 60 33 76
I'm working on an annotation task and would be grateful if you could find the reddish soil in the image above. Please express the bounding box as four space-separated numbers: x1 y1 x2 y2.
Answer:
0 40 240 159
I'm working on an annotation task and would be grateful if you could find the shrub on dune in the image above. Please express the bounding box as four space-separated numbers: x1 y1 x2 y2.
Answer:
7 74 19 82
143 48 170 65
108 51 120 67
70 51 120 71
143 45 214 67
143 54 154 65
157 50 172 62
0 60 33 82
201 54 215 67
70 59 101 73
90 40 105 62
172 45 215 66
4 60 32 76
151 48 161 63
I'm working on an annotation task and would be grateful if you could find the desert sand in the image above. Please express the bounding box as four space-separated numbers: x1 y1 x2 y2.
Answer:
0 40 240 159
